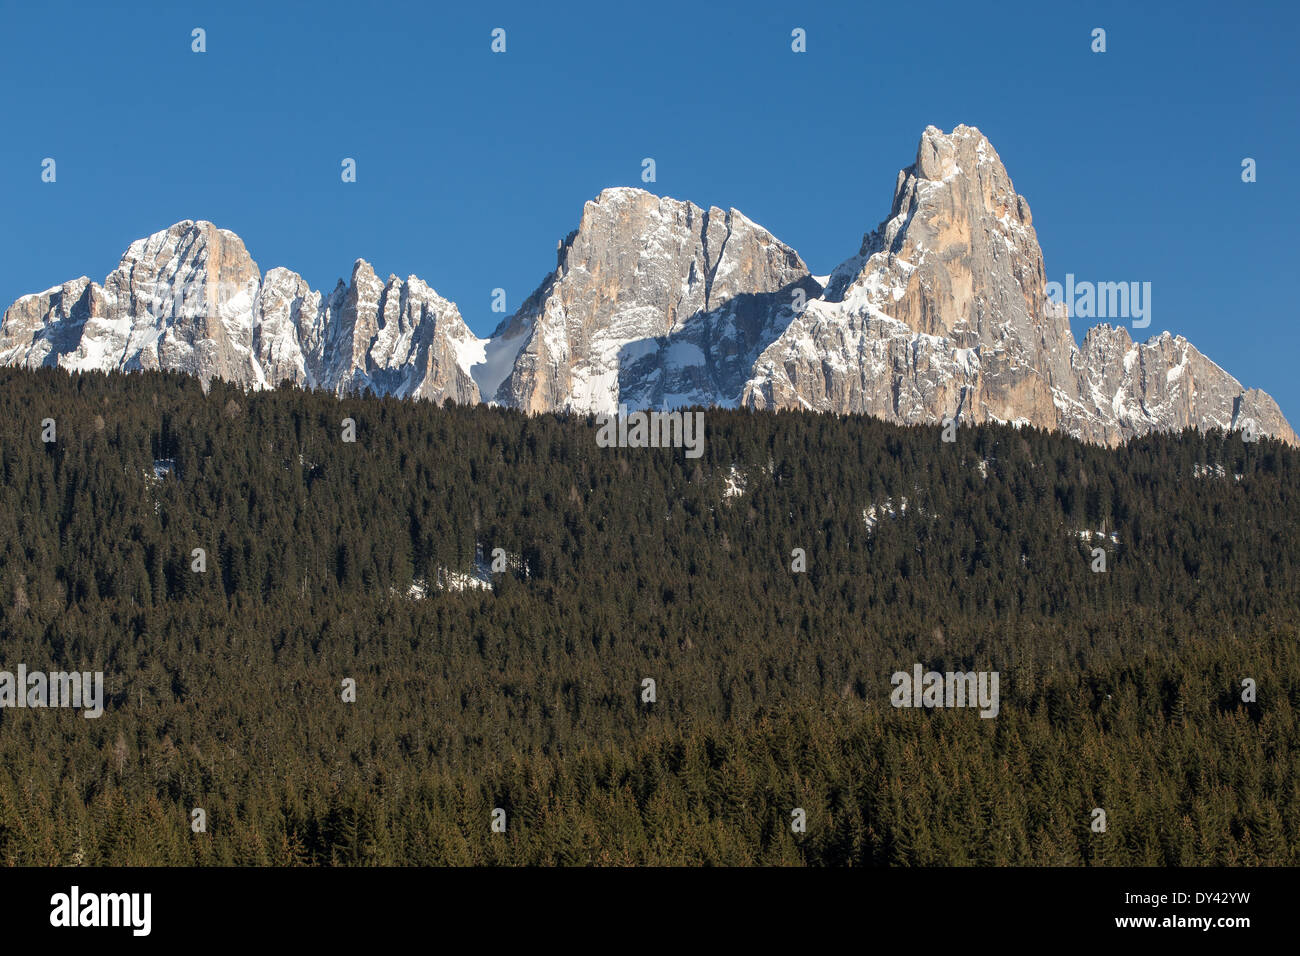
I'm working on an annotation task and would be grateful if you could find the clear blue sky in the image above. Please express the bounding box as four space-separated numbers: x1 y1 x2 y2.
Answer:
2 0 1297 417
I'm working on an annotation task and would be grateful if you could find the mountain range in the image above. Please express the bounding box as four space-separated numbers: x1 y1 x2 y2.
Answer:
3 124 1293 445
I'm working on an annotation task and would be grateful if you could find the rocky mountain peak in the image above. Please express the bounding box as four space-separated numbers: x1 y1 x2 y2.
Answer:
0 223 482 405
743 125 1292 445
487 186 814 413
1 126 1292 446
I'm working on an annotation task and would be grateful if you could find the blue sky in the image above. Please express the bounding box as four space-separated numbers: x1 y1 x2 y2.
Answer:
2 0 1297 417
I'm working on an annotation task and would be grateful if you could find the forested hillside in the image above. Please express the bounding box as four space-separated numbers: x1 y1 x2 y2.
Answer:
0 367 1296 865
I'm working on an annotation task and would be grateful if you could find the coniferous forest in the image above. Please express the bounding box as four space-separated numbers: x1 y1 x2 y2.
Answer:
0 366 1296 866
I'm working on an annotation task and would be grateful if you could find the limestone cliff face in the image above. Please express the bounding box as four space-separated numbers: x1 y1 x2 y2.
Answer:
484 187 817 414
316 261 481 403
0 222 264 386
738 125 1293 445
742 126 1073 431
0 221 482 405
2 126 1292 445
0 277 109 370
1066 325 1298 445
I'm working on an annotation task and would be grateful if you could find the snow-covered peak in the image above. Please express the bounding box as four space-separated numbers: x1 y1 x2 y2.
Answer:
0 223 481 406
0 124 1292 446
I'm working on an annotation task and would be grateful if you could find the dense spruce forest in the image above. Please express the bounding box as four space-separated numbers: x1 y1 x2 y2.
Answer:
0 366 1296 866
